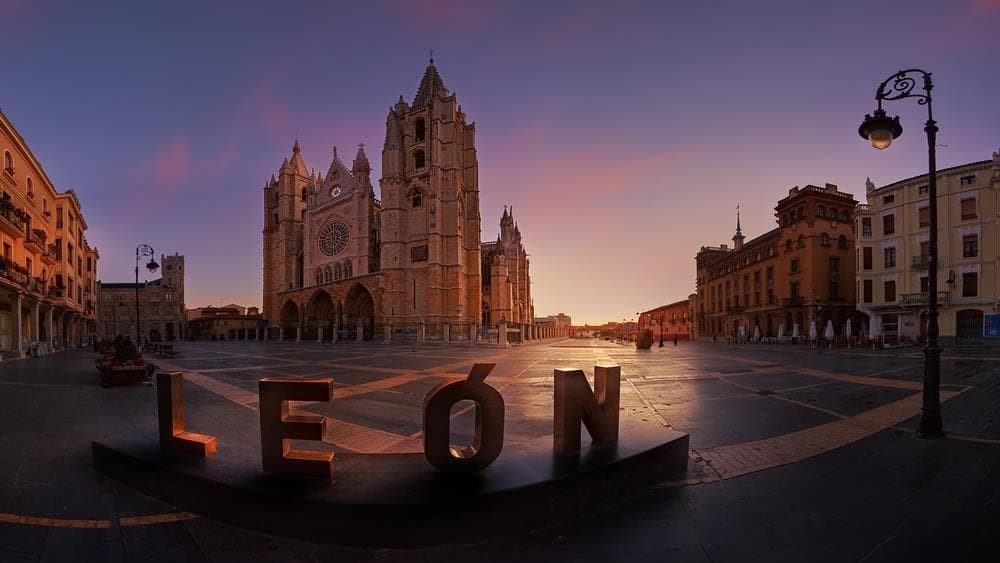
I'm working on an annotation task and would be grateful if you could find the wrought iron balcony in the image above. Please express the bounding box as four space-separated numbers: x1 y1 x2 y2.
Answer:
910 255 930 269
0 201 26 238
25 228 47 254
899 291 950 307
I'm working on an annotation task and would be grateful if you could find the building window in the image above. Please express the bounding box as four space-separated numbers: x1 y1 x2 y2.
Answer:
863 279 873 303
863 247 872 270
411 191 422 208
790 282 800 298
862 217 872 237
829 281 839 300
918 207 929 228
962 235 978 258
414 149 425 169
960 198 977 220
884 247 896 268
918 184 929 196
838 235 848 249
960 175 975 186
882 194 894 204
785 239 792 251
820 233 830 247
817 205 826 218
884 280 896 302
883 314 899 335
829 256 839 277
962 272 977 297
790 259 799 274
414 118 426 142
920 276 929 293
2 151 12 174
797 234 804 248
882 214 895 235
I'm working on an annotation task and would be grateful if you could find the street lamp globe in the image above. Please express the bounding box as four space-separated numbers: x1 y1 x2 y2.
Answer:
858 109 902 150
146 259 160 273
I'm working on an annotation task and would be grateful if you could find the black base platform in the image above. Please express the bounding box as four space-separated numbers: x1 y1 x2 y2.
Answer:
92 420 689 548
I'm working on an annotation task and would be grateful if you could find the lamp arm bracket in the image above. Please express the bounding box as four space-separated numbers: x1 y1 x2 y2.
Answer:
875 69 933 108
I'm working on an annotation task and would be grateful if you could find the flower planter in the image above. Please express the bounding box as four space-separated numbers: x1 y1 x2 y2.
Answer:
100 365 151 388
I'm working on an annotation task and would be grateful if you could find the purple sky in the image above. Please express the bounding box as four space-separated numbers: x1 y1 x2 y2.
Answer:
2 0 998 324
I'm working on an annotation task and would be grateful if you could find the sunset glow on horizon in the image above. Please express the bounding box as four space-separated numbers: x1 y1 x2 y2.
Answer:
2 0 998 324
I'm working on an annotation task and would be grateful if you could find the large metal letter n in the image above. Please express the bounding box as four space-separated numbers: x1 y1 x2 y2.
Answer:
553 365 621 455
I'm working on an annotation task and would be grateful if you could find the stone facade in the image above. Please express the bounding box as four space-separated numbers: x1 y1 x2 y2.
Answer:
262 61 539 342
638 300 691 341
481 207 533 327
97 254 186 342
693 184 860 341
187 305 262 341
0 109 99 357
856 152 1000 344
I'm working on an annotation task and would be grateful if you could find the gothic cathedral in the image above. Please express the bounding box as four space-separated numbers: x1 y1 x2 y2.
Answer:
262 61 533 340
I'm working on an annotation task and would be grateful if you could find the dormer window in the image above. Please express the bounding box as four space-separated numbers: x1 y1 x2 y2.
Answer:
415 118 426 142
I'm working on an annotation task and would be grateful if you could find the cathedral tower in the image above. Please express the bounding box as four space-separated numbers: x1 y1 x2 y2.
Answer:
379 60 482 329
262 141 310 323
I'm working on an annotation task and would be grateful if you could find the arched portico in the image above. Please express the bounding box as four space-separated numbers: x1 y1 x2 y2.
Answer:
345 283 375 340
306 289 336 341
279 300 300 340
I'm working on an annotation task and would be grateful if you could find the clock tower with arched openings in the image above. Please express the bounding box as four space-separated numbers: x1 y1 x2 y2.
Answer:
379 58 482 333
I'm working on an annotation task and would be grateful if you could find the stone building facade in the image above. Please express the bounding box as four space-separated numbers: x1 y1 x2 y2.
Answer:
97 254 186 341
262 61 541 342
856 152 1000 344
1 109 99 357
693 184 860 341
638 300 691 341
481 207 533 327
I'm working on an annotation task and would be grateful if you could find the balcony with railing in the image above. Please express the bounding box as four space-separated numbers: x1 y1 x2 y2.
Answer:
25 228 47 254
41 243 57 265
855 204 872 215
0 201 26 238
910 255 930 270
899 291 950 307
0 257 29 287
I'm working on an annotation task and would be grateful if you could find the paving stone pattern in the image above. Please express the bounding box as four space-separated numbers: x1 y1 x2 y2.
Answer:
0 339 998 561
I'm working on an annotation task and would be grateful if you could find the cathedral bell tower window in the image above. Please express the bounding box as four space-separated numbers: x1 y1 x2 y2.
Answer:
412 192 422 208
415 118 426 142
414 149 425 170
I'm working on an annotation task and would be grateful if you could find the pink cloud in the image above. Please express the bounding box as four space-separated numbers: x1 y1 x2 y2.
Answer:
970 0 1000 12
148 138 192 186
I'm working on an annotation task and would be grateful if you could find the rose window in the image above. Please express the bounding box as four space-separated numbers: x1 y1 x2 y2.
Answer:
319 222 349 256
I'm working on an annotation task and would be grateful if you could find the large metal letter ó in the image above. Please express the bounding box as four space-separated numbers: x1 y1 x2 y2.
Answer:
553 365 621 455
259 377 335 479
156 371 217 456
423 363 504 472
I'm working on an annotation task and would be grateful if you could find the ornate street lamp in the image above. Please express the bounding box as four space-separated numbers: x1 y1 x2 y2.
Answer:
135 244 159 348
859 69 942 438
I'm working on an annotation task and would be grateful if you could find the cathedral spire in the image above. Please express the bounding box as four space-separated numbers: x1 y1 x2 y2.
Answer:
352 142 371 176
288 140 308 177
413 58 447 108
732 204 745 250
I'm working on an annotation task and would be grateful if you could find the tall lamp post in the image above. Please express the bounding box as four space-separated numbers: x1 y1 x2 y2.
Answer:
858 68 942 438
135 244 159 348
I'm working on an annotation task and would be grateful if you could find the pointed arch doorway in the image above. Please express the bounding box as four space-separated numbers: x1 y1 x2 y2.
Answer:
345 284 375 340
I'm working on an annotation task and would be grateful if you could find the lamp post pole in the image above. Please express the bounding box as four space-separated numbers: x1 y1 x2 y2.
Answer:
134 245 159 349
858 69 942 438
